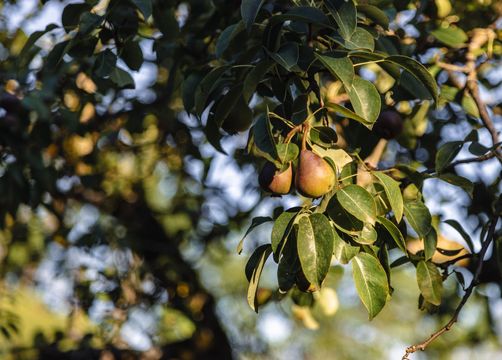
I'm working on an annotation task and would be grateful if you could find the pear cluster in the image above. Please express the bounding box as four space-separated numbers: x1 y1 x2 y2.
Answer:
259 150 335 198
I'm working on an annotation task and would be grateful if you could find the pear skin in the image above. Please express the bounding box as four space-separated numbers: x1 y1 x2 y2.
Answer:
295 150 335 198
258 162 292 195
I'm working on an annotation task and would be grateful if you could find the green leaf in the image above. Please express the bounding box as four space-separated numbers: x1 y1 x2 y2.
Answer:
309 126 338 149
435 141 463 173
194 66 230 115
326 102 370 126
267 42 299 71
278 234 300 292
336 184 377 225
444 219 474 252
416 260 442 306
431 26 468 48
215 22 244 58
377 216 406 253
94 49 118 78
183 73 203 113
326 0 356 40
45 40 71 68
404 200 432 238
355 224 378 245
243 61 274 102
373 172 404 222
19 23 58 63
275 7 329 25
276 143 299 164
438 173 474 198
386 55 439 103
241 0 265 31
461 94 480 118
245 244 272 312
271 209 299 261
333 28 375 51
213 85 243 127
357 5 389 29
315 54 354 87
131 0 153 19
110 67 135 88
347 77 381 128
237 217 273 255
253 113 278 160
120 40 143 71
78 13 102 35
352 252 389 319
424 228 438 261
297 213 335 288
62 3 90 32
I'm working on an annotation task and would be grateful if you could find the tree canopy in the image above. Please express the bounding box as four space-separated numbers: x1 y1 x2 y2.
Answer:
0 0 501 359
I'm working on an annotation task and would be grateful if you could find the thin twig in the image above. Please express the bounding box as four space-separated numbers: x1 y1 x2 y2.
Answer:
402 196 501 359
448 151 498 167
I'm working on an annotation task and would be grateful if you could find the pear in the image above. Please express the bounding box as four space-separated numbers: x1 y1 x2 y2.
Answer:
295 150 335 198
373 110 403 140
258 162 292 195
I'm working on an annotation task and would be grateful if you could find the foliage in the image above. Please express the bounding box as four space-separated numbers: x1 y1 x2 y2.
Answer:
0 0 501 358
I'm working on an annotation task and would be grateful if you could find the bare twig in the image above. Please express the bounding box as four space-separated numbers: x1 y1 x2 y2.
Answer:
448 150 498 168
402 214 499 360
436 61 468 73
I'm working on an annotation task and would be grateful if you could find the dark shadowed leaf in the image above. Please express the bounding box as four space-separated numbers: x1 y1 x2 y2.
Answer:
241 0 265 31
237 217 273 254
436 141 463 173
377 216 406 253
245 244 272 312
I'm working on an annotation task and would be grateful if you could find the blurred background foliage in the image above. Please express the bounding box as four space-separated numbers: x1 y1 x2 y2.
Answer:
0 0 500 359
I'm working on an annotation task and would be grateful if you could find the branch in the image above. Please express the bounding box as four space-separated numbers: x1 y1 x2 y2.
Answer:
402 196 502 360
464 28 501 164
447 150 498 168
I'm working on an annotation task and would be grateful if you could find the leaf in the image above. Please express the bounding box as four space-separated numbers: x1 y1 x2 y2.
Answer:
326 102 370 126
352 252 389 319
276 7 329 25
438 173 474 198
19 23 58 63
253 113 278 159
377 216 406 253
347 76 381 128
297 213 335 288
120 40 143 71
245 244 272 312
357 5 389 29
276 143 299 164
355 224 378 245
271 209 299 261
416 261 442 306
431 26 468 48
403 200 432 238
110 67 135 88
315 54 354 87
373 172 404 222
237 216 273 254
336 184 377 225
195 66 230 115
334 28 375 51
131 0 153 19
215 22 244 58
444 219 474 252
78 13 102 35
243 61 274 102
435 141 463 173
309 127 338 149
94 49 117 78
183 73 203 112
424 228 438 261
241 0 265 31
326 0 356 40
62 3 90 32
386 55 439 103
267 42 299 71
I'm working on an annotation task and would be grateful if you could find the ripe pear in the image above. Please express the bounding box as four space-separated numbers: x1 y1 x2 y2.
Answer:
258 162 292 195
295 150 335 198
373 110 403 140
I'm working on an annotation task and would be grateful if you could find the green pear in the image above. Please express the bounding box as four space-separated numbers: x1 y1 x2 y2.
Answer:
258 162 292 195
295 150 335 198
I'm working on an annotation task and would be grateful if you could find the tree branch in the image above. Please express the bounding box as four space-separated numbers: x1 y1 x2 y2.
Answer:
464 28 501 163
402 195 501 359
